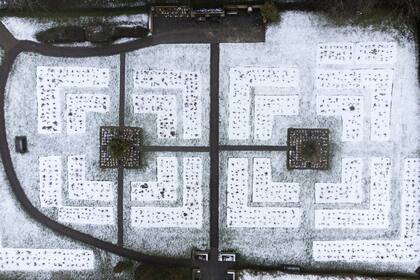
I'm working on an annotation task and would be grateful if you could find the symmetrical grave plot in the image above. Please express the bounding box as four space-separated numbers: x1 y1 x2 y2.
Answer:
315 158 391 229
252 158 300 203
313 158 419 262
39 155 115 225
315 68 394 142
228 67 300 140
100 126 143 168
254 96 300 140
287 128 329 170
227 157 301 228
133 70 202 139
317 42 397 65
66 94 109 134
131 157 178 202
315 158 363 203
316 96 363 142
0 245 94 271
68 155 114 201
130 157 203 228
36 66 110 134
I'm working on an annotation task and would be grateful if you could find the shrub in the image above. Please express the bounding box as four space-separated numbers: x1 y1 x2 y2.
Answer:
302 141 320 162
113 260 134 273
109 138 130 159
35 26 85 44
260 1 280 24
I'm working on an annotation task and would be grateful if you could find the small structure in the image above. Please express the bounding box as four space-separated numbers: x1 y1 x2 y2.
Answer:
287 128 329 170
15 136 28 153
153 6 191 18
226 270 236 280
99 126 142 168
218 252 236 262
192 268 201 280
192 250 209 261
191 8 225 19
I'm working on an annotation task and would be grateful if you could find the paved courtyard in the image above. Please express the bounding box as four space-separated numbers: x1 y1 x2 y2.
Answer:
0 11 419 280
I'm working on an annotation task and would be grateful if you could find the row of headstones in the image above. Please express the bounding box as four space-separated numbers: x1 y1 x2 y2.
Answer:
227 157 301 228
314 157 391 229
133 70 202 139
0 247 94 271
37 67 203 140
227 156 420 263
317 42 396 65
227 157 392 230
36 66 110 134
313 158 419 262
315 69 393 142
228 67 299 140
130 157 203 228
131 157 179 202
39 155 115 225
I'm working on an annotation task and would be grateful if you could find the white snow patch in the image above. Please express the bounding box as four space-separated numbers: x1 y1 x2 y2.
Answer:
238 270 382 280
0 14 148 43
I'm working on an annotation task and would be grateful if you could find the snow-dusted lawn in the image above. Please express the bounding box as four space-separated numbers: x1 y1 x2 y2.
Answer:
125 44 210 146
4 53 120 243
220 12 419 275
123 152 210 257
123 44 211 257
237 270 386 280
0 14 148 43
0 158 133 279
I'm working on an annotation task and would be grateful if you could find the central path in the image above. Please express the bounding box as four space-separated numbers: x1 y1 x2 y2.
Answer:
117 53 126 246
205 42 234 280
209 43 220 252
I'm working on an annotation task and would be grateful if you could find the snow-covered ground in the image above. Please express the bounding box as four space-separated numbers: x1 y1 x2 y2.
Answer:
124 152 210 257
220 12 419 275
5 53 120 243
0 14 148 43
237 270 400 280
1 10 419 278
125 44 210 146
123 44 210 257
0 158 133 279
4 44 211 259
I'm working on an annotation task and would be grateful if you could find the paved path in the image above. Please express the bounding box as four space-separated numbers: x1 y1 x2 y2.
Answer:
117 53 126 247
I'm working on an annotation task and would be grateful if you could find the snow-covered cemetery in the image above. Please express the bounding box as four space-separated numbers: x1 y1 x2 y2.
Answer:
0 2 419 280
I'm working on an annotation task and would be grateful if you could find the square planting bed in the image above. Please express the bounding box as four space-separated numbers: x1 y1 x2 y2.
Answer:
100 126 143 168
287 128 329 170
